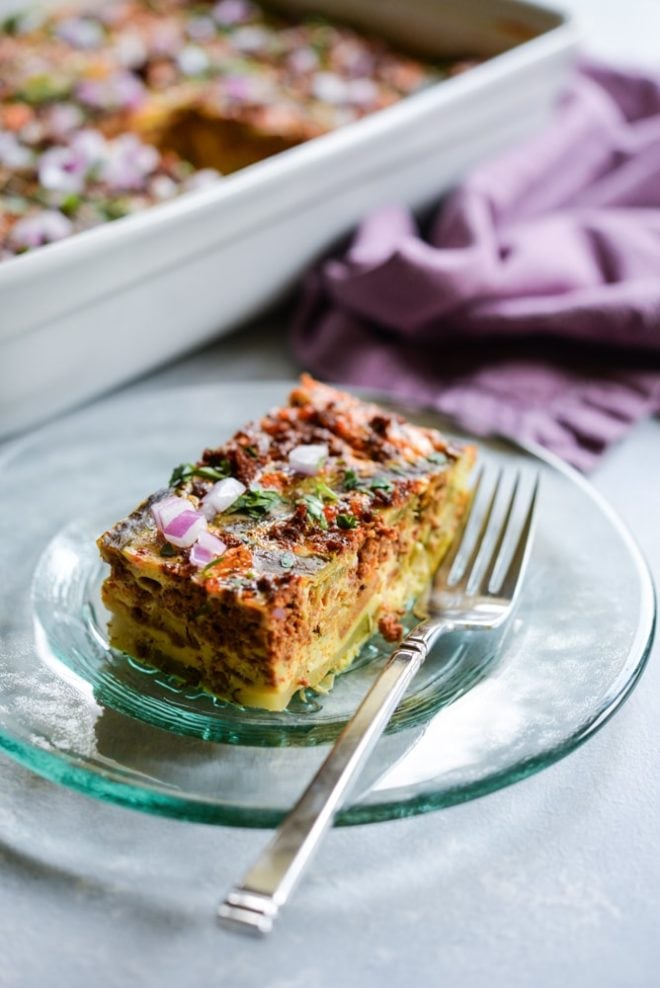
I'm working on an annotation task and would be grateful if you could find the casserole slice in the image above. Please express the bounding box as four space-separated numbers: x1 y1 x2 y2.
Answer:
97 376 475 710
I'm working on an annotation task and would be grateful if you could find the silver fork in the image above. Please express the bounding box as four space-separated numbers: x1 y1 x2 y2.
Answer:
218 468 539 935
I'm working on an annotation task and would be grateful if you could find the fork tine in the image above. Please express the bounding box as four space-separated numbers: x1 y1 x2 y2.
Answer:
434 466 484 584
477 471 521 595
451 468 503 591
496 473 540 599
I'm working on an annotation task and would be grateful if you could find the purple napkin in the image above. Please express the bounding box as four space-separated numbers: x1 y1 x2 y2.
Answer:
291 63 660 470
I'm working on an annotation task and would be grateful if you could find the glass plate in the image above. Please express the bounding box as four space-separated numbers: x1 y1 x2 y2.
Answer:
0 383 654 828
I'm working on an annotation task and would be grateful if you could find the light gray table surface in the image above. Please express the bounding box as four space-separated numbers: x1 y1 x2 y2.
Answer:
2 3 659 986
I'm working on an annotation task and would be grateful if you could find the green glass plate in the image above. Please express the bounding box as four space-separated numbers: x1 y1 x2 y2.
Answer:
0 382 654 827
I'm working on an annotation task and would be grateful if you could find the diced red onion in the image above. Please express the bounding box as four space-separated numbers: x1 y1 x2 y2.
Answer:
232 25 270 53
150 21 183 58
100 133 159 192
47 103 85 139
312 72 350 105
114 32 148 69
69 128 107 166
38 146 87 194
56 16 104 50
76 71 145 111
186 16 216 42
189 530 228 568
9 210 73 250
213 0 255 26
150 495 190 532
0 132 33 169
287 47 318 75
177 44 210 77
183 167 222 190
288 443 328 476
201 477 246 519
163 510 207 548
150 174 178 200
346 77 378 107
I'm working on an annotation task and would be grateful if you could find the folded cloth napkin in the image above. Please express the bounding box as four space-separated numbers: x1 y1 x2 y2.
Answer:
291 62 660 470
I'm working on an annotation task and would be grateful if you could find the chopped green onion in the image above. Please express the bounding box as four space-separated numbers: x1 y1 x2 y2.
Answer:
298 493 328 529
314 480 338 502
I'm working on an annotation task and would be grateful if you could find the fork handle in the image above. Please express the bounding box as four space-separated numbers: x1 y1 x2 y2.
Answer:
218 619 449 935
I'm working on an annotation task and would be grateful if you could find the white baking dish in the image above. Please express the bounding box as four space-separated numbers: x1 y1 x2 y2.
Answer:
0 0 578 437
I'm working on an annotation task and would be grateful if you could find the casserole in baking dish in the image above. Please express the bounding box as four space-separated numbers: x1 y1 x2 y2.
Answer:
0 0 578 437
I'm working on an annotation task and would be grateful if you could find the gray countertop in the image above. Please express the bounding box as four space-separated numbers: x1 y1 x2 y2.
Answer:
2 3 660 985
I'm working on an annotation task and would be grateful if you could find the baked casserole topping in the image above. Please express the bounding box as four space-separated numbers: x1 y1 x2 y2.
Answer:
0 0 478 260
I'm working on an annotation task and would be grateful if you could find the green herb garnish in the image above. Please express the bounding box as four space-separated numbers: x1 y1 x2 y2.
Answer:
200 556 227 575
98 199 130 221
337 513 358 530
426 451 448 465
369 477 393 493
1 12 24 34
229 488 283 518
60 193 81 216
314 480 338 502
342 469 360 490
298 493 328 530
343 468 393 494
159 542 177 557
244 445 258 458
169 460 230 486
18 73 71 105
280 552 296 569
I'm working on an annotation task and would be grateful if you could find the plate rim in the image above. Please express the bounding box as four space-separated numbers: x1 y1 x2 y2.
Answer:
0 379 655 828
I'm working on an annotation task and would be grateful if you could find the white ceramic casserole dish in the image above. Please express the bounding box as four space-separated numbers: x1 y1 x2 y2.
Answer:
0 0 579 437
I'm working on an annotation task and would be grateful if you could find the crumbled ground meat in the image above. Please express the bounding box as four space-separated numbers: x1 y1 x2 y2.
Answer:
378 613 404 643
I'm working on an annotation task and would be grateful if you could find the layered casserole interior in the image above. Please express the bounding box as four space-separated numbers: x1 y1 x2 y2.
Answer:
97 376 475 711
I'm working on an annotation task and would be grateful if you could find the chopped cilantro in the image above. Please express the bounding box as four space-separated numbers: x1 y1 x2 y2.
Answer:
98 199 130 221
59 193 81 216
280 552 296 569
159 542 177 557
18 74 71 105
343 469 360 490
337 513 359 530
343 469 393 494
244 445 258 458
194 463 231 481
229 488 283 518
170 463 195 486
314 480 338 502
298 493 328 530
427 451 448 465
169 461 230 486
